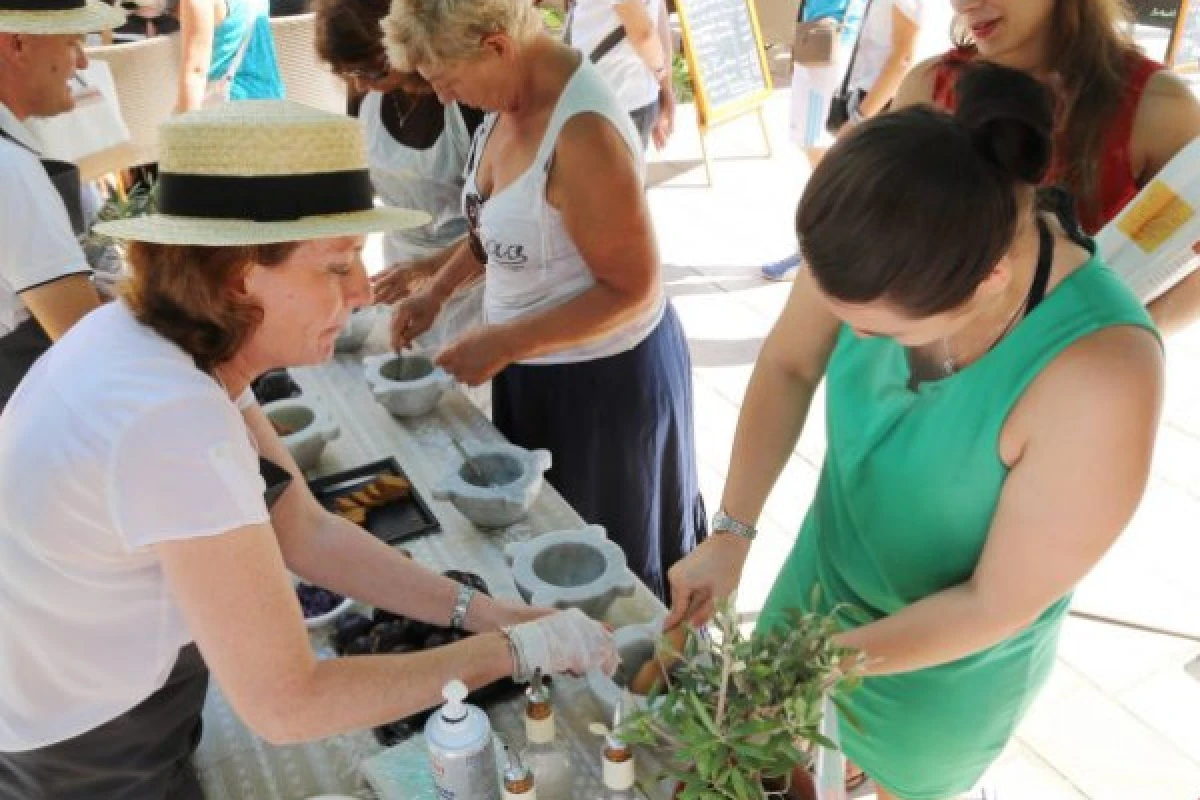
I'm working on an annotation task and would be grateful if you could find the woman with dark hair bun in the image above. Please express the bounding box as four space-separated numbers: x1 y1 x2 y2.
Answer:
665 63 1163 800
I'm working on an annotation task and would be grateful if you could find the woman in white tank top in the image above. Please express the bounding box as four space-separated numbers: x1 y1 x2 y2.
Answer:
384 0 707 602
314 0 489 358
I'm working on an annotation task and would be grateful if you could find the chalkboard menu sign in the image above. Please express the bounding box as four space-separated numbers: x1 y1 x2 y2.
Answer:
1129 0 1184 31
1127 0 1189 64
677 0 772 127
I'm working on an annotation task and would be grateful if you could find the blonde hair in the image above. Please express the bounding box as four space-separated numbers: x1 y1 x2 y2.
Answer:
382 0 543 70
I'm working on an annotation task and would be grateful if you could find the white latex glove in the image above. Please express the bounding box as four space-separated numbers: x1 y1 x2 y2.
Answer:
506 608 617 682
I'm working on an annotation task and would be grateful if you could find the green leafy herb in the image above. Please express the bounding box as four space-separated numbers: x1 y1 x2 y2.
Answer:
84 181 157 252
619 597 862 799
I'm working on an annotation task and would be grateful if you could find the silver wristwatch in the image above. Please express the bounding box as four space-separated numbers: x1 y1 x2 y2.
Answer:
450 584 476 630
712 509 757 541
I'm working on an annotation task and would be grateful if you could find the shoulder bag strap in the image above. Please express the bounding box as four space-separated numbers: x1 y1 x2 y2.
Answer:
564 0 630 64
589 26 628 62
222 4 257 83
836 0 876 96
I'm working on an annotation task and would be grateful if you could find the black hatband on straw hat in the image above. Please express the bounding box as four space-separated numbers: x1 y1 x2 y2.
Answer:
0 0 86 9
158 170 377 223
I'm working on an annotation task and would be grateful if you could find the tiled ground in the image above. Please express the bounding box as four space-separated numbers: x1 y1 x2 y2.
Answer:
647 90 1200 799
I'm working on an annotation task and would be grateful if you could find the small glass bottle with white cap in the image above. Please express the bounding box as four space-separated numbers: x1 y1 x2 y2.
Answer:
520 670 573 799
502 743 537 800
601 704 636 793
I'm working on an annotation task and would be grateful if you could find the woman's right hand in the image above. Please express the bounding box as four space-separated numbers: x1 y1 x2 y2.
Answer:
373 262 434 305
663 533 753 630
506 608 618 680
389 290 445 351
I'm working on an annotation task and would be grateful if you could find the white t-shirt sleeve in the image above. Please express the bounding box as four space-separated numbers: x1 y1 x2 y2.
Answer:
110 394 270 550
0 148 89 294
236 387 257 411
607 0 661 22
893 0 923 24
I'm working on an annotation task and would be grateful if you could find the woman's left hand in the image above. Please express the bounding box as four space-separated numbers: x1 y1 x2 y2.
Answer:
435 326 519 386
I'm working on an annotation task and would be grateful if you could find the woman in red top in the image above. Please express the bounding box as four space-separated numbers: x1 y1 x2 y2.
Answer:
893 0 1200 335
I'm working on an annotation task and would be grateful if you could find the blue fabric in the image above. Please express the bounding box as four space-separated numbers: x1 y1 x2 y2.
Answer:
762 252 804 280
491 303 707 604
799 0 865 47
800 0 847 22
208 0 285 101
839 0 867 44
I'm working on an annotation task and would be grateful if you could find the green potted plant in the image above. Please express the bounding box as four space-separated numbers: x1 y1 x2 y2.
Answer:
539 4 566 35
617 594 862 800
82 181 157 298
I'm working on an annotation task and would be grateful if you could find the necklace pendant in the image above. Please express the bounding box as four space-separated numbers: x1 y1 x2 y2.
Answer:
939 338 956 376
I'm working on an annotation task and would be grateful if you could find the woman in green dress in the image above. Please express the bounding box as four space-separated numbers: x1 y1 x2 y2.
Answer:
665 63 1164 800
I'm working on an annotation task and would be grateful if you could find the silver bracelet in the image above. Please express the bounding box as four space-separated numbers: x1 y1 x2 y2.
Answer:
450 584 476 630
501 626 528 682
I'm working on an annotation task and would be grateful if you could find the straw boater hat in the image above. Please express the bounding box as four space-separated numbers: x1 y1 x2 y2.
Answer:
0 0 127 35
94 100 429 245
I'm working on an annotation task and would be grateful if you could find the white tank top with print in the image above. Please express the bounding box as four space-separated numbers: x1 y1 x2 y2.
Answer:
462 60 664 365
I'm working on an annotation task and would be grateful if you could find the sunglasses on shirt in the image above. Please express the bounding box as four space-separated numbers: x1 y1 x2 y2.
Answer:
465 191 487 263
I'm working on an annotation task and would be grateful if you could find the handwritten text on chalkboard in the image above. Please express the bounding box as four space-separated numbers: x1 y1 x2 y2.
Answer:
681 0 767 112
1128 0 1183 30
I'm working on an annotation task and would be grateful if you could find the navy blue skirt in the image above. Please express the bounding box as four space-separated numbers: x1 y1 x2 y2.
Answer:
493 303 707 603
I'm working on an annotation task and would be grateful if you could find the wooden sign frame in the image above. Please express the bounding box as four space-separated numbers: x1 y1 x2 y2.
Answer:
674 0 774 183
1166 0 1194 65
675 0 774 128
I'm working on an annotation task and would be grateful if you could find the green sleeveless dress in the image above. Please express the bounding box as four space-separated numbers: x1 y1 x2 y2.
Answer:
758 255 1155 800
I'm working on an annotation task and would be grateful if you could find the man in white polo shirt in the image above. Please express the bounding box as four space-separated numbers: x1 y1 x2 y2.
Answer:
0 0 125 409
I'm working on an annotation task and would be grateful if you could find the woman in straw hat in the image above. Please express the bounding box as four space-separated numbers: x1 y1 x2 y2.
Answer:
384 0 706 605
0 100 617 800
0 0 126 411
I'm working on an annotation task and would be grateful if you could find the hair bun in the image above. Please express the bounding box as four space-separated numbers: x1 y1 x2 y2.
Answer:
953 62 1054 185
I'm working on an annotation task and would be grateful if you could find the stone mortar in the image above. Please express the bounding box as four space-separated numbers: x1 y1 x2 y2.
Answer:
587 622 661 720
263 397 340 472
363 353 455 418
432 443 552 529
505 525 637 619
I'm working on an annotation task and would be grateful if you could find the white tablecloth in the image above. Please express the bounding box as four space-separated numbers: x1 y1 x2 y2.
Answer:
194 346 670 799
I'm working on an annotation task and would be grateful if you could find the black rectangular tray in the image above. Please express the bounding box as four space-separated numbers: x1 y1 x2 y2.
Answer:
308 458 440 545
251 368 302 405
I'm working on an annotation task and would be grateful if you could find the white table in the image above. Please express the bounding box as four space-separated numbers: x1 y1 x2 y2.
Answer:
194 347 670 799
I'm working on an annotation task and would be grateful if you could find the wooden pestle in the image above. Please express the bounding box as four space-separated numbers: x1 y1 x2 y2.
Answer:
628 624 690 696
